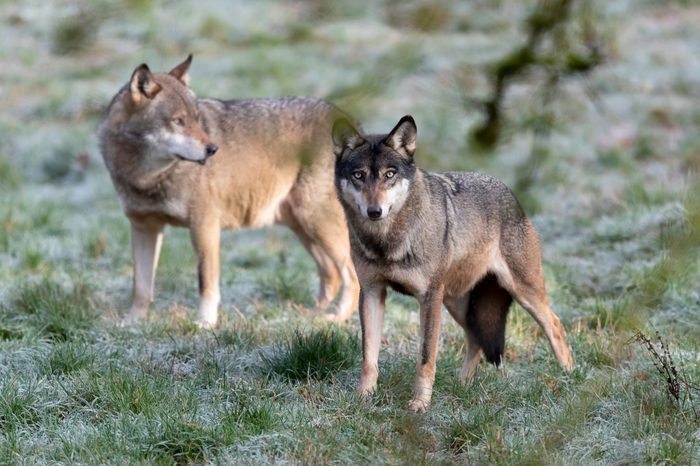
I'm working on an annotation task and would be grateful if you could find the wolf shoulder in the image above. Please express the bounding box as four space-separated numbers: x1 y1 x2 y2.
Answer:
425 171 526 222
197 96 340 125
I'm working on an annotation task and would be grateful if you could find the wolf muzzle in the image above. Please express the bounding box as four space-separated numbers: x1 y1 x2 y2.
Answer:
367 206 383 220
195 144 218 165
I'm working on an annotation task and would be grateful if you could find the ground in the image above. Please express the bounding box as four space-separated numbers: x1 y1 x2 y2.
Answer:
0 0 699 464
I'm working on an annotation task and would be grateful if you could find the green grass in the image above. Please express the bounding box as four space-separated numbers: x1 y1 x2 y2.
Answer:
0 0 699 463
258 266 315 308
263 326 360 381
4 279 96 341
0 378 43 431
0 155 21 191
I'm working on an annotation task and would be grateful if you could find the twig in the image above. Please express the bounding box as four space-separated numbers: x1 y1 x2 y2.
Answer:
632 330 699 422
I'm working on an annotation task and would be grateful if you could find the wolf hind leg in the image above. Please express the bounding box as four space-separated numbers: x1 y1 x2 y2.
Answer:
499 229 574 371
320 249 359 323
281 201 359 322
278 204 343 311
310 235 359 323
444 295 483 384
308 243 342 310
507 276 573 371
303 209 359 323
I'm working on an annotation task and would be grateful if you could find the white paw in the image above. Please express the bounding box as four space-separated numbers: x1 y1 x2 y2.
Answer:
195 317 217 330
196 296 219 329
195 320 216 330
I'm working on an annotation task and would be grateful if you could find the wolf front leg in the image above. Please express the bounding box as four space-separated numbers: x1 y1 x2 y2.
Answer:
358 285 386 397
409 284 444 413
190 219 221 328
121 219 164 326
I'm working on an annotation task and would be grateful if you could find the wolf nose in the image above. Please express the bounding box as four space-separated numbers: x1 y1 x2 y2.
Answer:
367 206 382 220
206 144 218 156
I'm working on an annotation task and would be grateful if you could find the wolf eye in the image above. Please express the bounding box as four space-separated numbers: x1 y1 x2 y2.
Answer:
385 169 396 179
173 117 185 126
352 171 364 180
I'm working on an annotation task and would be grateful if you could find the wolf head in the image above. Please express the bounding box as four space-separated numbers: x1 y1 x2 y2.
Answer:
332 115 417 222
114 55 218 165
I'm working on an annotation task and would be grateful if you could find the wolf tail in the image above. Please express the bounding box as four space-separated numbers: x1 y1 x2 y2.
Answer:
465 273 513 366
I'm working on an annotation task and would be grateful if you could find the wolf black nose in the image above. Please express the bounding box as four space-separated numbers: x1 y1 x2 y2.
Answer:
367 206 382 220
206 144 218 156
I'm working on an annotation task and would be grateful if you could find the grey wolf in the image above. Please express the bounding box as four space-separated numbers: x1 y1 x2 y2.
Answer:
332 115 574 412
99 55 359 327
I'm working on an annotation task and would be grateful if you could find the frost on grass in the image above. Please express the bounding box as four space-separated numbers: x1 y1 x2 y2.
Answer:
263 327 360 382
3 279 96 341
633 330 700 422
0 0 699 464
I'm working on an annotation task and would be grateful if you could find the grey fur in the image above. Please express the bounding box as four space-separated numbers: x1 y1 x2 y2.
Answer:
333 115 573 412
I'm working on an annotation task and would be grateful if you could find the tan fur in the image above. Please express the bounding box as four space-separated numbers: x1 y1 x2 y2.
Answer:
100 56 360 327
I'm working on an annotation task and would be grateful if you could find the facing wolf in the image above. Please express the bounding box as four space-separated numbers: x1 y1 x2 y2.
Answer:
99 55 360 327
332 115 574 413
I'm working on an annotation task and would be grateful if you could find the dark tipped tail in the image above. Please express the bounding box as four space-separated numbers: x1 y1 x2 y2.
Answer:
466 273 513 366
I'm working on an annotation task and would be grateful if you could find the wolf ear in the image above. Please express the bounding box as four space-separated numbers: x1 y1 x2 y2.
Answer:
169 54 192 86
384 115 417 158
129 64 161 105
332 118 364 157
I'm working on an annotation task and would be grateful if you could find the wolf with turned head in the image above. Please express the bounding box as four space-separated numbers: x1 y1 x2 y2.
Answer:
99 55 360 327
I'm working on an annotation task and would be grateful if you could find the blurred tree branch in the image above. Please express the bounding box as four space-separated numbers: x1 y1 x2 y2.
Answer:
469 0 604 149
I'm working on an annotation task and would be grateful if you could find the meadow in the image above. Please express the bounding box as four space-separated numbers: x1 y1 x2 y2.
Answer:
1 0 699 464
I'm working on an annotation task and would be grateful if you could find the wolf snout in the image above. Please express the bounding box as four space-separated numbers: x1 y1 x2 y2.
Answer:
196 143 218 165
194 143 218 166
367 206 383 220
205 143 218 156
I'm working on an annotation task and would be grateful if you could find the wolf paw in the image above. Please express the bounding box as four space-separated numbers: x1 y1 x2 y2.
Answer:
323 312 351 324
408 397 430 413
357 384 376 399
323 313 340 322
195 319 217 330
458 371 476 386
116 318 132 328
562 355 574 372
117 309 146 327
